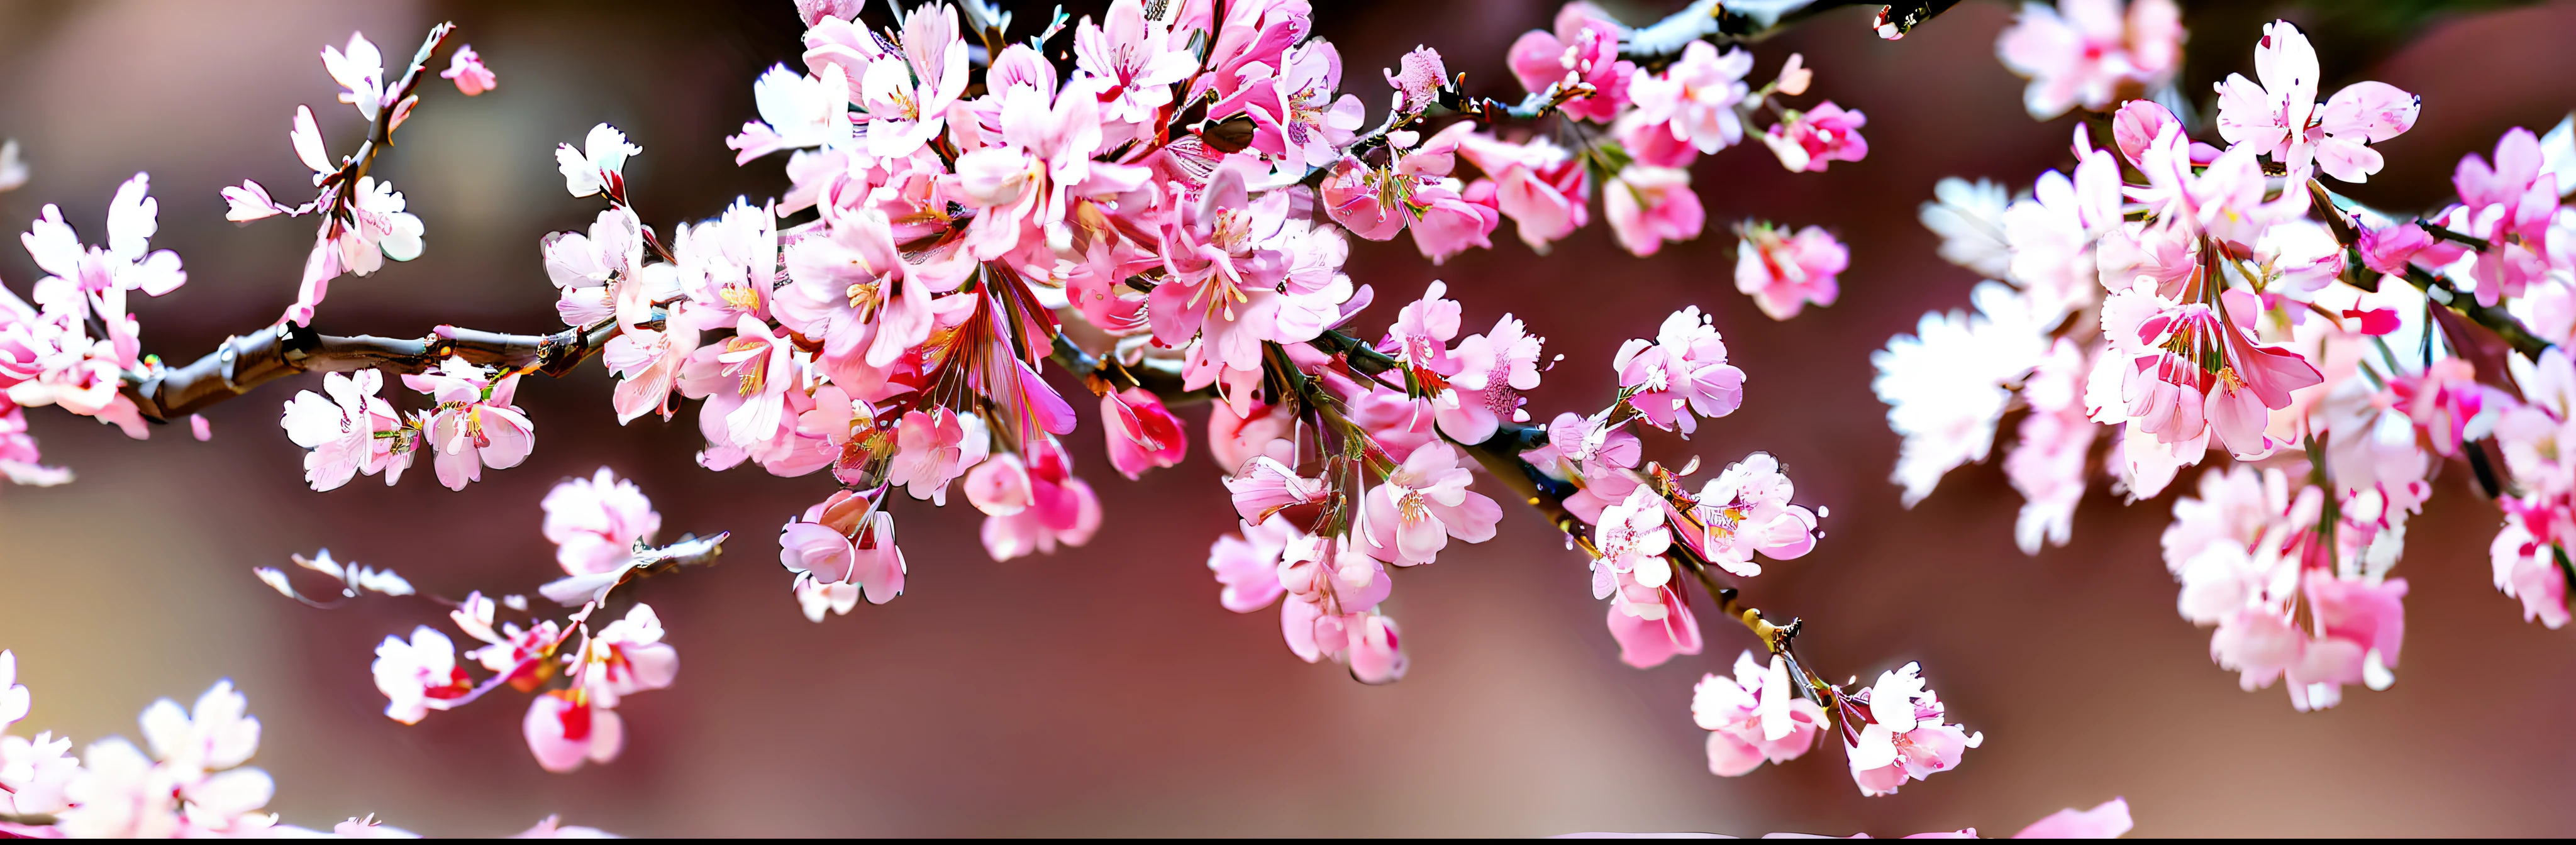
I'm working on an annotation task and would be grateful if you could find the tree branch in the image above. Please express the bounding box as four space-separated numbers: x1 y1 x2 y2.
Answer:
2308 180 2555 360
1623 0 1952 66
121 318 625 423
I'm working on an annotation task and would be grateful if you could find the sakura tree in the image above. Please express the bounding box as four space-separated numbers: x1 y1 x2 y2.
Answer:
0 0 2558 836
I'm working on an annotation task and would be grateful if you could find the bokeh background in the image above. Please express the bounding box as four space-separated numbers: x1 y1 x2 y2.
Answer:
1 0 2573 836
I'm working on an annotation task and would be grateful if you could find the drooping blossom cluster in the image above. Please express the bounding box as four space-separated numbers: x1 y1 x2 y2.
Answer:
0 649 605 837
279 355 534 492
7 0 1976 806
425 0 1880 683
1889 12 2576 710
0 172 191 479
222 29 470 326
1996 0 2183 120
254 468 719 775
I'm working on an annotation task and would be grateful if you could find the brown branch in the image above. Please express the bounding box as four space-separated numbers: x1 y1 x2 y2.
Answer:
122 318 624 423
338 23 456 194
1296 328 1824 678
2309 181 2554 360
1045 332 1207 405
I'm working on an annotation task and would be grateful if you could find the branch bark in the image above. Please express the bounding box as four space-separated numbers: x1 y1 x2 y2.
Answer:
121 318 623 423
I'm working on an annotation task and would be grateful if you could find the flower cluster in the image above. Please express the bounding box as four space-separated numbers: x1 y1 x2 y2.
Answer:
11 0 1960 802
1997 0 2182 120
1889 9 2576 710
1 173 190 479
274 468 723 775
280 356 533 492
1686 652 1982 797
0 649 604 837
464 0 1873 651
222 29 472 326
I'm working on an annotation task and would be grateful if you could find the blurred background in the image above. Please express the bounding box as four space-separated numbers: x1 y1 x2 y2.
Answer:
1 0 2573 836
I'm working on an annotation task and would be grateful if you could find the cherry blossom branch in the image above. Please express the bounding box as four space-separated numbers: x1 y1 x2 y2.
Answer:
2398 265 2552 358
1309 324 1832 689
120 317 625 423
2309 181 2554 358
1043 332 1203 404
329 24 456 218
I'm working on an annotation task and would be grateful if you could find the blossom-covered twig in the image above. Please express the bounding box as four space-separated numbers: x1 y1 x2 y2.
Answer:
11 0 1950 799
1895 4 2576 715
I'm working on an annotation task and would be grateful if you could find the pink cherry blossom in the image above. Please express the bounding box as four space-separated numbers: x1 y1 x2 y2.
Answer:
18 173 187 302
1318 128 1499 263
855 5 968 160
1504 3 1634 123
1196 0 1311 102
1344 384 1438 463
1457 133 1590 253
726 64 854 163
2443 127 2560 306
1604 165 1705 257
279 369 413 491
974 438 1104 561
779 490 907 607
1591 487 1675 602
55 679 280 837
2212 21 2419 182
557 123 642 199
885 407 989 504
1842 662 1982 796
1101 387 1187 479
321 32 387 119
2003 137 2121 318
1733 222 1846 320
0 404 67 487
1383 45 1449 114
1996 0 2183 120
1237 41 1364 168
1362 441 1502 566
403 357 536 490
541 467 662 577
2004 340 2096 553
1435 314 1546 445
577 604 678 709
1606 581 1702 669
1693 651 1826 776
1761 101 1867 172
1677 452 1821 578
1074 0 1199 126
602 319 702 424
2118 296 2322 460
372 627 472 724
440 43 496 96
1208 516 1301 614
2498 347 2576 500
1225 455 1329 525
2492 500 2571 629
2387 358 2491 458
541 208 646 328
522 692 621 774
1543 409 1645 523
1275 535 1408 683
1626 41 1754 154
1614 307 1745 436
